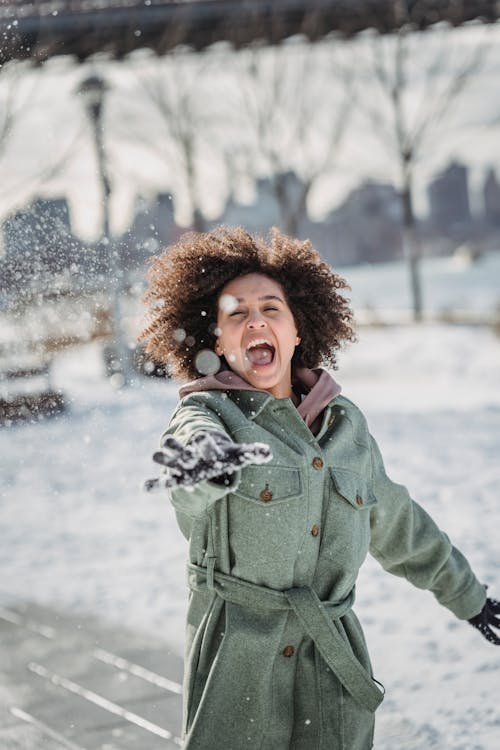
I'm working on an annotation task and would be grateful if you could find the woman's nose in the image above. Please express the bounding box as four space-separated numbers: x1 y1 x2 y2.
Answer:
247 311 266 328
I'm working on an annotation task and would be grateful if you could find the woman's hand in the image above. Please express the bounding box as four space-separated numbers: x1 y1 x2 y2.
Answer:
468 597 500 645
143 430 272 492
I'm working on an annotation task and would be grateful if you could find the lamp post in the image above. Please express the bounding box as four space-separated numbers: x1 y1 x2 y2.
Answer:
76 73 132 386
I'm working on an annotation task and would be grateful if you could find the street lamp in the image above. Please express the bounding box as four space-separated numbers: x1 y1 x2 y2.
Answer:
76 72 132 386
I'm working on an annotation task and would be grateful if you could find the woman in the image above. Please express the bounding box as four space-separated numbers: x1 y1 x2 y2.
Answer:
140 226 498 750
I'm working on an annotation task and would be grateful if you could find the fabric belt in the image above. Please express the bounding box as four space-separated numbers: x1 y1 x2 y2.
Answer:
187 562 384 713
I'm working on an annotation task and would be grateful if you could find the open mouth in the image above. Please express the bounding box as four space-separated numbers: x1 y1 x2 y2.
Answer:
245 339 275 367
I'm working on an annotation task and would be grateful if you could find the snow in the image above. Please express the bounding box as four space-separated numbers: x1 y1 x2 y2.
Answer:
344 251 500 316
1 321 500 747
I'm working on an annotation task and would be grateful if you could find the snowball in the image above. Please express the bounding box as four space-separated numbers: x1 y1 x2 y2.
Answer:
195 350 220 376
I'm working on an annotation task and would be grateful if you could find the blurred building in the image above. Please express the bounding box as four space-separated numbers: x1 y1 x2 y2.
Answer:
214 174 403 266
0 197 94 301
120 192 178 268
427 161 471 231
483 168 500 226
215 175 284 234
3 197 71 261
312 181 403 266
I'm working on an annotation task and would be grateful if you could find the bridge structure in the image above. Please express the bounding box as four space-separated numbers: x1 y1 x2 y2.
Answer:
1 0 499 64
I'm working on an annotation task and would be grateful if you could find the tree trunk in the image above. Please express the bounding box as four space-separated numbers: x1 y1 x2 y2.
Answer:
401 183 423 322
192 207 206 233
274 176 309 239
184 136 206 232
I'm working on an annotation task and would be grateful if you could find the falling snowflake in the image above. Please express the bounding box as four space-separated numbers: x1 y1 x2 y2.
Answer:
219 294 238 314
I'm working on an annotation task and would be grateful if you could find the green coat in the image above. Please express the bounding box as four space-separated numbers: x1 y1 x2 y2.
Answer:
163 388 486 750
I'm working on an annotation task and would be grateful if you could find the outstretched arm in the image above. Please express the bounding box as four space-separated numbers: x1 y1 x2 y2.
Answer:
144 397 272 518
368 434 488 623
144 430 272 491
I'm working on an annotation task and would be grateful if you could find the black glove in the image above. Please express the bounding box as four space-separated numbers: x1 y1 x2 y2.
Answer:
468 597 500 645
143 430 273 492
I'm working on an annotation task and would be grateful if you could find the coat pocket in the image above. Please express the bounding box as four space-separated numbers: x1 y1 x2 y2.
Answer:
233 465 302 506
329 468 378 511
228 466 304 567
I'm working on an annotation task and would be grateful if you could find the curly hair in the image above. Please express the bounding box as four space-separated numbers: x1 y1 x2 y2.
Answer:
138 226 356 381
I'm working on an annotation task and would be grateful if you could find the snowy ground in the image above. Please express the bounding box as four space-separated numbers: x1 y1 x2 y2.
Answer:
1 323 500 748
344 250 500 316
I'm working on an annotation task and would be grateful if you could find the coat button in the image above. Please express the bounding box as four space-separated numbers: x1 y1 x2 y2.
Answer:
282 645 295 657
356 494 364 506
312 456 324 469
311 524 320 537
328 416 335 427
260 488 273 502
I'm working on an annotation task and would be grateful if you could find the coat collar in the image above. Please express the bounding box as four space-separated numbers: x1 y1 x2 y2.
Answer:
178 366 341 435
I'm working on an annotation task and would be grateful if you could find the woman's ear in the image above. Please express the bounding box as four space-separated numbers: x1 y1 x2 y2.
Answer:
295 336 301 346
215 341 223 356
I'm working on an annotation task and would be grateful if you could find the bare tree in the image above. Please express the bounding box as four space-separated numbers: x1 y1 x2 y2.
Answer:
114 40 353 239
0 61 82 208
116 49 223 232
230 39 354 237
352 22 491 320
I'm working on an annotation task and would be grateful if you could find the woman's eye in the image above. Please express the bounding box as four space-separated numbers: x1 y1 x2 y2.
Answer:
229 311 244 317
264 307 278 312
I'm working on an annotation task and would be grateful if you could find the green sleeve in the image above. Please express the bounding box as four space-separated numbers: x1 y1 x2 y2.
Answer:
368 434 486 620
161 397 241 520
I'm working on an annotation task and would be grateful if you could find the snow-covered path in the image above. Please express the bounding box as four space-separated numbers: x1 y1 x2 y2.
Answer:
1 325 499 748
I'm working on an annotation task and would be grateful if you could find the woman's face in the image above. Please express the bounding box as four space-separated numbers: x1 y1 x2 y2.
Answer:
215 273 300 399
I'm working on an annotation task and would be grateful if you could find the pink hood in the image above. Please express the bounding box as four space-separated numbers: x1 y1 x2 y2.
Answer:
179 366 341 436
